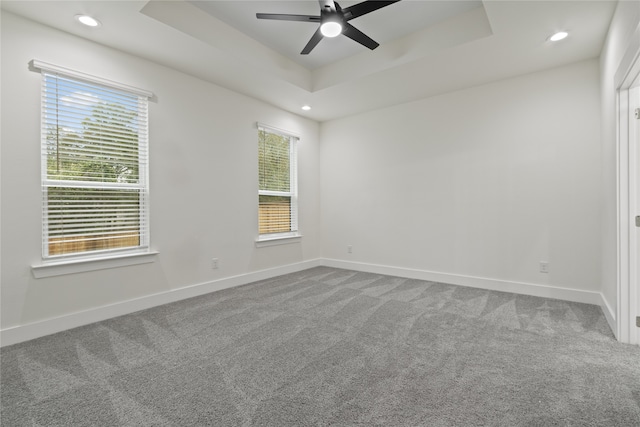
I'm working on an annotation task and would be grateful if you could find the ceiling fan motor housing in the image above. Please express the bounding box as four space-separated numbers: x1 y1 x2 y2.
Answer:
321 4 345 37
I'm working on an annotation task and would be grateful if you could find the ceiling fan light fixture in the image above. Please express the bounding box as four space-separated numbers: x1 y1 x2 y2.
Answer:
320 21 342 38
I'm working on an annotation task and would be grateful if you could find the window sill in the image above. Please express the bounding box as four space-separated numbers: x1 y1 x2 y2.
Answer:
32 250 159 278
255 234 302 248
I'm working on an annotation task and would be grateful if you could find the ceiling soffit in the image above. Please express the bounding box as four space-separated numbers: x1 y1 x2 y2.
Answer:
141 0 492 93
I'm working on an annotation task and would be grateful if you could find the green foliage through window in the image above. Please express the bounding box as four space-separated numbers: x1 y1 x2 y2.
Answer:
258 130 290 192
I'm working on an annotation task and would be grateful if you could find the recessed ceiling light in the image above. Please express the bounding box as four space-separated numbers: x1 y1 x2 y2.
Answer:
549 31 568 42
302 105 311 111
75 15 101 27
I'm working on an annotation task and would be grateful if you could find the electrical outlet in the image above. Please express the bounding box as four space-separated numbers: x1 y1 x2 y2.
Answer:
539 261 549 273
347 245 353 254
211 258 219 269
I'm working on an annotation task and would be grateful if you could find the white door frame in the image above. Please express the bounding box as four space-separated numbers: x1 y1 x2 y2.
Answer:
615 23 640 345
631 83 640 345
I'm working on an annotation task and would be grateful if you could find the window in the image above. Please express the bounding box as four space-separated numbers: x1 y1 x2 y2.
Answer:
258 124 299 239
32 61 151 260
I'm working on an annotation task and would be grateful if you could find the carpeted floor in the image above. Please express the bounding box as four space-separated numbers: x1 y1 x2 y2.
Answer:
1 266 639 426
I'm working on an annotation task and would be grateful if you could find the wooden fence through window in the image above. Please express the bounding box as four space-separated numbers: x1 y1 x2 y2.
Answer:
259 202 291 234
49 232 140 256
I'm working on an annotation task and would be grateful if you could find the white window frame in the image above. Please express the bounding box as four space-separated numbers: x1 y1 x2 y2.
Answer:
29 60 156 275
256 123 301 245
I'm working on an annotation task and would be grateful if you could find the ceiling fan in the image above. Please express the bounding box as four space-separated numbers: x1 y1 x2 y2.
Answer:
256 0 401 55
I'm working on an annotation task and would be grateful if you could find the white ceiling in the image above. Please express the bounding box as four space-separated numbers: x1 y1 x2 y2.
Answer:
1 0 617 122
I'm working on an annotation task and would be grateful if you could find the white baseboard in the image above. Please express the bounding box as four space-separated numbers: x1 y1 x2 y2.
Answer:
1 257 614 347
323 259 605 306
0 258 322 347
599 293 617 339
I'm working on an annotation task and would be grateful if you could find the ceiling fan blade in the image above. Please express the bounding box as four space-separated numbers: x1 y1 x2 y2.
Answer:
256 13 320 23
342 0 401 21
342 23 379 50
301 27 324 55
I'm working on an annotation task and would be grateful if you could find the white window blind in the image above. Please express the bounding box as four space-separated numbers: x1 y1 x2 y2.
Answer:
33 61 151 259
258 124 298 237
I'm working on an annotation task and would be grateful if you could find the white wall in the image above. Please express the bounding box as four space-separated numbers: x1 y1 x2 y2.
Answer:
321 60 602 297
599 0 640 326
0 13 321 338
1 7 626 344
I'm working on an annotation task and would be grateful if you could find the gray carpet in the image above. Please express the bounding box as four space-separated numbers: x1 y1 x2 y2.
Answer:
1 267 639 426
